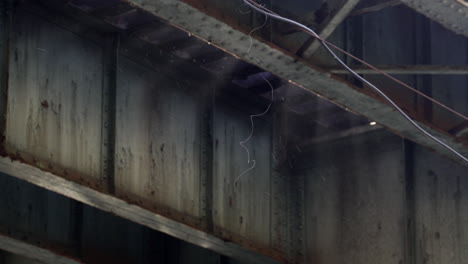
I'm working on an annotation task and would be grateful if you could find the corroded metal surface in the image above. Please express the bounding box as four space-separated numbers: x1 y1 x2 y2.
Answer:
114 56 204 224
5 11 104 183
401 0 468 37
0 5 288 263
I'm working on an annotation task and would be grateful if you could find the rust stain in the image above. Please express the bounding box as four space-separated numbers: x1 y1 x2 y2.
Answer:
1 147 286 263
40 100 49 109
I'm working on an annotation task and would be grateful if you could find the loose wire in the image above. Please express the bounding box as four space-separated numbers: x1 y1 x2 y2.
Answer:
244 0 468 122
243 0 468 163
238 13 275 183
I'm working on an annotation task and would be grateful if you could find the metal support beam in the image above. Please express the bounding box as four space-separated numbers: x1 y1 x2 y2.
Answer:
400 0 468 38
0 156 280 264
299 124 383 148
101 34 119 194
271 90 290 258
351 0 401 16
296 0 361 58
121 0 467 165
327 64 468 75
0 233 81 264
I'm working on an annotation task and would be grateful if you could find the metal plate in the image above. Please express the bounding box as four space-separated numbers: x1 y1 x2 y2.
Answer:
212 102 272 248
115 56 204 222
5 10 104 182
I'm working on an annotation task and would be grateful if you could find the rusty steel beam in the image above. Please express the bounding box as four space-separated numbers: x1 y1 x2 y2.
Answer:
120 0 468 165
296 0 361 58
400 0 468 38
0 156 281 264
326 64 468 75
0 233 82 264
299 124 383 148
351 0 401 16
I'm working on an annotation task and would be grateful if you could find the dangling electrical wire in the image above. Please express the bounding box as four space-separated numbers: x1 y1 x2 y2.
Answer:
236 72 275 185
237 12 275 184
244 0 468 122
243 0 468 163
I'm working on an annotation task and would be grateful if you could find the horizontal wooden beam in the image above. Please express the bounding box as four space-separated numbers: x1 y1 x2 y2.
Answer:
0 233 81 264
0 156 280 264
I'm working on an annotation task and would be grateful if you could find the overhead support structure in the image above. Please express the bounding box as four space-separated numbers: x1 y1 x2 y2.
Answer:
400 0 468 37
295 0 361 58
351 0 401 16
123 0 467 165
298 125 383 148
327 64 468 75
0 157 280 264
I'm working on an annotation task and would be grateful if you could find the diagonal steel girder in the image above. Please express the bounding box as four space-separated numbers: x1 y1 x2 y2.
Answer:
400 0 468 38
124 0 468 165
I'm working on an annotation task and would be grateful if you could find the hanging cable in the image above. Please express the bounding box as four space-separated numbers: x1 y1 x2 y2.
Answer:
237 13 274 184
243 0 468 163
243 0 468 122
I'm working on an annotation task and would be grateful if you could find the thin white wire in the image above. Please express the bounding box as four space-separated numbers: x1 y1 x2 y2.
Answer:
237 72 275 183
247 15 268 55
237 10 274 183
234 160 256 185
239 13 270 172
243 0 468 163
239 72 273 163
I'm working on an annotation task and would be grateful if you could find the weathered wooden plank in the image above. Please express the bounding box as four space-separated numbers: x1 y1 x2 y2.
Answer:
5 10 104 182
0 156 280 264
